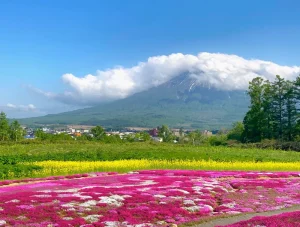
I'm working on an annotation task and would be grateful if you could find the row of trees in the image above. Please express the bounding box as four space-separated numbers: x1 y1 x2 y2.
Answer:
242 75 300 142
0 112 24 142
82 125 173 143
33 125 150 143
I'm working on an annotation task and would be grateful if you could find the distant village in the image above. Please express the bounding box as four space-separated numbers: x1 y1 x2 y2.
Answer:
24 125 214 142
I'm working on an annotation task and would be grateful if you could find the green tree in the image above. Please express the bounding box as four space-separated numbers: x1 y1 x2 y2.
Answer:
187 130 205 145
188 131 197 145
179 127 184 137
102 134 123 143
91 126 106 140
34 129 49 140
227 122 244 142
295 75 300 95
261 80 275 139
208 134 228 146
52 133 73 141
295 76 300 136
158 125 175 142
242 77 265 142
123 133 135 142
283 80 298 141
138 132 151 141
77 133 93 141
272 75 286 140
0 112 9 141
9 120 24 142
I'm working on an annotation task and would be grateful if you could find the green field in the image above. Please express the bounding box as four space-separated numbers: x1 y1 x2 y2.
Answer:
0 142 299 180
1 142 300 162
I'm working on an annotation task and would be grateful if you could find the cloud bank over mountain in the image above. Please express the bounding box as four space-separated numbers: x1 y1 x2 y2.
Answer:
33 52 300 105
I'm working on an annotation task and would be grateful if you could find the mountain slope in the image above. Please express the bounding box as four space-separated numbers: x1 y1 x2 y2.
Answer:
21 75 249 129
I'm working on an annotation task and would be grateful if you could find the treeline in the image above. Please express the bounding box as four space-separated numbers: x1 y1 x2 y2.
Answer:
34 126 151 143
0 112 24 142
242 75 300 142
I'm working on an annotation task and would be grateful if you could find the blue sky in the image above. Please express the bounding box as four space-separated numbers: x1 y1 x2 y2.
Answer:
1 0 300 118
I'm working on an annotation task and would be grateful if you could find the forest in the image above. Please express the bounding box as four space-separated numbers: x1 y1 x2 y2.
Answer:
242 75 300 142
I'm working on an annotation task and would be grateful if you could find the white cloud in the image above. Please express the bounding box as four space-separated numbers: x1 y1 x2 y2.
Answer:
0 103 40 118
33 52 300 105
6 103 37 112
6 103 17 109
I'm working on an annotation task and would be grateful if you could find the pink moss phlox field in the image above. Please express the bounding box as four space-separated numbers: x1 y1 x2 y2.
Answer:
220 211 300 227
0 170 299 226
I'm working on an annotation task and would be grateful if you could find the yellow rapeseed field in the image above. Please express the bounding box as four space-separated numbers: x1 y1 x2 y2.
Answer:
27 160 300 177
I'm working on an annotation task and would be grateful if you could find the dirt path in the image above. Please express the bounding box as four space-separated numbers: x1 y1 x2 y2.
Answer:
193 205 300 227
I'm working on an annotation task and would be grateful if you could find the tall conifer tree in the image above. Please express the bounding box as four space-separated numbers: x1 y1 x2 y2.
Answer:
242 77 265 142
0 112 9 141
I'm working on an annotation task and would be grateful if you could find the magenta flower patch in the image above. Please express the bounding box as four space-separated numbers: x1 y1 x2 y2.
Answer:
220 211 300 226
0 170 299 226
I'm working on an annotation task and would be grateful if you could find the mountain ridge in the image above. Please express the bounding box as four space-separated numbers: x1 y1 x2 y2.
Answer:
20 74 249 129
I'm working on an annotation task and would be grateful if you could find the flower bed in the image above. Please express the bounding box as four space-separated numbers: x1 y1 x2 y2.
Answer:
0 170 299 226
220 211 300 226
